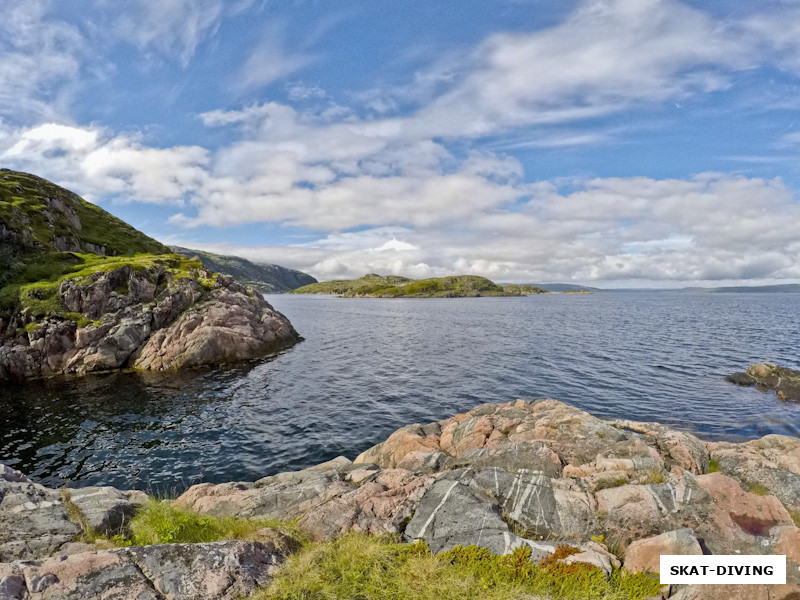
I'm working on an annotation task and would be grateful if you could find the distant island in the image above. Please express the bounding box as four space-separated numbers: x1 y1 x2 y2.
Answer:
170 246 316 294
290 273 550 297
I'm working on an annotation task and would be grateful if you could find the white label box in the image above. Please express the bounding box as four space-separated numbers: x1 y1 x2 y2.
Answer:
660 555 786 585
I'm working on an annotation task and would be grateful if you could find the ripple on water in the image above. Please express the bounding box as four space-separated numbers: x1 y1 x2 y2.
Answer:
1 292 799 492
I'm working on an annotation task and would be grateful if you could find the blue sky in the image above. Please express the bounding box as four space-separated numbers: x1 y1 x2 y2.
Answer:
2 0 800 286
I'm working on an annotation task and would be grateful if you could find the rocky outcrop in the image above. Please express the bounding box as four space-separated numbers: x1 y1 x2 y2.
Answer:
0 265 300 380
175 399 800 593
0 470 147 562
726 362 800 402
3 399 799 599
0 541 283 600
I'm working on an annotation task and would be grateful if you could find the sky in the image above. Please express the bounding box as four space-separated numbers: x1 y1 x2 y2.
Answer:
2 0 800 287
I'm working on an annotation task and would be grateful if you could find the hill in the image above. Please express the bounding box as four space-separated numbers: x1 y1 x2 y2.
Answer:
169 246 316 294
0 169 299 380
0 169 169 290
291 273 549 297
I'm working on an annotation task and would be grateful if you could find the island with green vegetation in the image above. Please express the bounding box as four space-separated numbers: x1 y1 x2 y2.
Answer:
0 169 300 380
290 273 550 297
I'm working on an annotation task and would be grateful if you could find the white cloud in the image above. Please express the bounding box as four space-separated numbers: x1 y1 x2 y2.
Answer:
0 0 85 123
112 0 227 65
1 123 209 204
169 173 800 285
407 0 748 138
235 30 317 92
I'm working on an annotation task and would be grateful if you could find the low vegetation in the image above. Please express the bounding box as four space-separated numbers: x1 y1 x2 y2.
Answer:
125 499 303 549
0 252 213 318
255 532 662 600
291 273 549 298
67 500 661 600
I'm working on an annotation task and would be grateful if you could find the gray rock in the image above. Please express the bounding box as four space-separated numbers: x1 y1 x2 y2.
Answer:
128 541 282 600
403 471 514 554
0 481 80 562
0 541 283 600
728 362 800 402
725 372 756 386
67 486 148 537
0 263 300 381
0 465 29 484
443 442 563 478
175 462 356 519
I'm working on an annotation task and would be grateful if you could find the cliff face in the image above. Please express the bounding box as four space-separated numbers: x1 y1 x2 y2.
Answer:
0 170 300 380
169 246 317 294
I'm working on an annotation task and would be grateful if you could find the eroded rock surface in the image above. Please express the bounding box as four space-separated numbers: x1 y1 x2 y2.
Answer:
0 541 283 600
176 398 800 590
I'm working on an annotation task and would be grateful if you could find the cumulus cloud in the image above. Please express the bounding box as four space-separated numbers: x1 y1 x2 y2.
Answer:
169 173 800 285
1 122 209 204
4 0 800 286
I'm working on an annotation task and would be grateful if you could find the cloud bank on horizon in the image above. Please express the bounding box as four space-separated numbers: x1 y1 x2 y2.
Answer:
1 0 800 286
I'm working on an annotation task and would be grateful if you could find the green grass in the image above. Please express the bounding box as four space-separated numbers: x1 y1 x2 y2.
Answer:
639 470 667 485
125 499 304 551
707 458 721 473
595 477 629 491
254 532 662 600
1 252 212 318
0 169 168 258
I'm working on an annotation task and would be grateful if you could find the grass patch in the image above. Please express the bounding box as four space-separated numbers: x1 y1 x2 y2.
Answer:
595 477 629 491
126 499 304 551
640 470 667 485
60 487 102 543
707 458 721 473
1 252 212 318
290 273 533 298
255 532 661 600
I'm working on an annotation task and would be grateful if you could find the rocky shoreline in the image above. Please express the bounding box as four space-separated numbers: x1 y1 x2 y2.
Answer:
1 398 798 599
0 265 300 380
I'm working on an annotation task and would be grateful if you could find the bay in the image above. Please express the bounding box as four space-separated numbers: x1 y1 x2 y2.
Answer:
1 292 798 493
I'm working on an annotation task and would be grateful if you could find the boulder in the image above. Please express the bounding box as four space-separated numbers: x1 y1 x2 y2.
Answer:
0 480 81 562
0 265 300 381
67 486 148 537
726 362 800 402
707 434 800 509
623 529 703 574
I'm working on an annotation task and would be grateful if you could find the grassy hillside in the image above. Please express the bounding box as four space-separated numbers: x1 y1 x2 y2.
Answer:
291 274 549 298
170 246 317 293
0 169 169 291
0 169 190 318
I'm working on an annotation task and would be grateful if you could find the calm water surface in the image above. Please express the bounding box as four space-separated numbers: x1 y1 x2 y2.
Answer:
1 292 798 492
